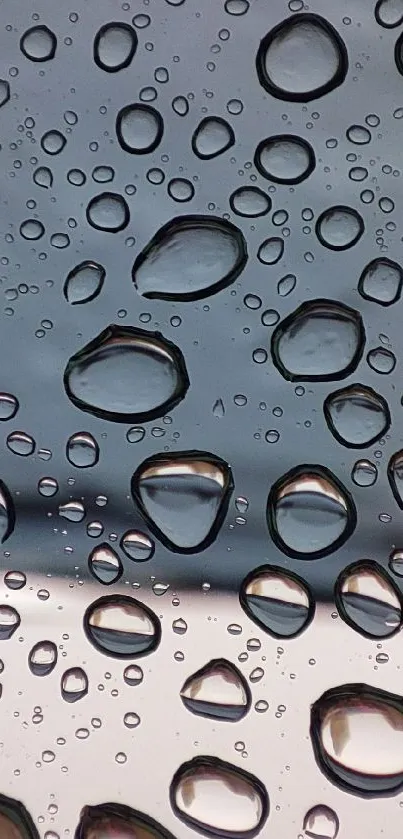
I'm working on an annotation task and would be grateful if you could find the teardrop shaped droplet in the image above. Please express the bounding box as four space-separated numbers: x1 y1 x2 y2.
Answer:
358 258 403 305
76 802 176 839
256 13 348 101
86 192 129 232
66 432 99 468
64 325 189 422
88 544 123 585
132 215 247 301
192 117 235 159
303 805 339 839
254 135 315 184
93 22 137 72
240 566 314 637
271 300 365 382
229 187 271 217
20 25 57 61
180 659 251 721
131 451 233 552
324 384 390 448
84 595 161 658
268 465 356 559
257 237 284 265
335 560 401 638
171 756 269 837
0 606 20 639
28 640 57 676
120 530 155 562
387 449 403 508
33 166 53 189
311 684 403 795
61 666 88 702
0 793 39 839
316 206 364 250
6 431 35 457
64 261 105 305
0 482 15 544
367 346 396 374
116 104 163 154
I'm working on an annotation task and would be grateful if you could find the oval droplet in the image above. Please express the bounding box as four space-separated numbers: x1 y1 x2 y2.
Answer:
311 684 403 795
66 432 99 468
76 802 176 839
93 22 137 72
256 14 348 102
58 500 85 522
20 25 57 61
0 794 39 839
268 465 356 559
257 237 284 265
0 394 18 421
346 124 371 145
64 261 105 305
38 477 58 497
192 117 235 159
88 544 123 586
116 104 163 154
180 659 251 721
351 459 378 487
323 384 390 448
120 530 155 562
229 187 271 218
375 0 403 27
6 431 35 457
335 560 401 639
387 449 403 508
358 258 403 306
0 606 20 639
171 756 269 837
4 570 26 590
84 595 161 658
28 641 57 676
271 299 365 382
367 346 396 374
303 806 339 839
132 215 247 301
316 206 364 250
254 135 315 184
61 666 88 702
0 482 15 543
277 273 296 297
86 192 129 232
64 325 189 423
240 565 314 637
131 451 233 553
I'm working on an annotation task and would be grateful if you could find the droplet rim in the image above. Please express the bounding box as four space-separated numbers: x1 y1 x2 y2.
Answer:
191 116 235 160
323 383 391 449
315 205 364 251
254 134 316 184
63 260 106 305
239 564 315 638
83 594 161 659
116 103 164 154
93 22 138 72
334 559 402 639
180 658 251 721
358 257 403 306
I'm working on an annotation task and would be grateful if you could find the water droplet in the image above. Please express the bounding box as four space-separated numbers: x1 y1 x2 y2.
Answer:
124 664 143 685
84 595 161 658
387 449 403 508
120 530 155 562
20 25 57 61
303 805 339 839
89 544 123 585
4 570 26 590
358 258 403 306
213 398 225 418
92 165 115 184
376 0 403 26
171 756 268 836
77 803 173 839
68 168 86 186
38 476 58 497
335 561 401 638
268 465 355 559
229 187 271 217
173 618 187 634
132 451 233 552
28 641 57 676
86 192 129 232
6 431 35 456
367 346 396 374
61 666 88 702
180 659 251 721
58 500 85 522
0 606 20 639
0 485 15 545
225 0 249 13
389 549 403 576
0 80 10 108
64 261 105 305
192 117 235 159
254 135 315 184
0 394 18 421
33 166 53 189
351 459 378 487
324 384 390 448
168 178 195 202
172 95 189 116
271 300 365 381
20 219 45 240
240 566 314 637
316 206 364 250
93 22 137 72
277 273 296 297
124 711 141 728
257 14 347 102
346 124 371 144
66 432 99 468
41 130 66 155
127 426 146 444
64 324 189 422
133 215 247 301
116 104 163 154
257 237 284 265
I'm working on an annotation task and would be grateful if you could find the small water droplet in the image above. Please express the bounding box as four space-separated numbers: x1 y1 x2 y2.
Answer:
351 459 378 486
0 606 20 639
20 25 57 61
346 124 371 144
192 117 234 159
29 640 57 676
0 394 18 421
123 664 143 685
229 187 271 217
172 96 189 116
180 659 251 721
58 500 85 522
66 431 99 467
324 384 390 448
41 129 66 155
368 346 396 374
116 103 163 154
20 219 45 240
6 431 35 457
38 476 58 497
86 192 129 232
61 667 88 702
120 530 154 562
64 261 105 305
303 805 339 839
89 544 123 585
358 258 403 306
33 166 53 189
255 134 315 184
241 566 313 637
168 178 195 202
316 206 364 250
376 0 403 27
173 618 187 635
93 22 137 72
277 273 296 297
257 237 284 265
84 595 161 658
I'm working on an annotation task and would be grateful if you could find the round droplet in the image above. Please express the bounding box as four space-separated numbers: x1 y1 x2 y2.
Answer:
240 566 314 637
89 544 123 585
58 500 85 522
6 431 35 457
257 237 284 265
20 219 45 240
124 712 140 728
64 325 189 422
66 432 99 468
133 215 247 301
271 299 365 382
84 595 161 658
254 135 315 184
92 165 115 183
131 451 233 553
86 192 129 232
124 664 143 685
120 530 155 562
229 187 271 217
358 258 403 306
168 178 195 202
64 261 105 305
192 117 235 159
93 22 137 72
61 666 88 702
4 570 25 590
367 347 396 374
225 0 249 13
335 561 401 638
375 0 403 26
38 477 58 497
76 803 176 839
387 449 403 508
28 641 57 676
20 25 57 61
323 384 390 448
67 168 86 186
116 104 163 154
268 465 356 559
0 394 18 421
180 659 251 721
41 130 66 155
351 460 378 487
256 14 348 102
346 124 371 144
303 805 339 839
316 206 364 250
33 166 53 189
0 606 20 639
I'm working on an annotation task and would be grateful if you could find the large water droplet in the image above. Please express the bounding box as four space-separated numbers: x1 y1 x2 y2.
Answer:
311 684 403 795
171 757 268 836
358 257 403 305
0 794 38 839
28 640 57 676
133 215 247 301
335 561 401 638
61 666 88 702
192 117 235 159
180 659 251 721
131 451 233 552
256 14 348 101
66 432 99 468
303 806 339 839
254 135 315 184
271 300 364 382
375 0 403 26
120 530 155 562
20 25 57 61
387 449 403 508
116 104 163 154
240 566 314 637
89 544 123 585
64 261 105 305
64 324 189 422
76 803 175 839
316 206 364 250
0 482 15 544
86 192 129 232
84 595 161 658
323 384 390 448
93 22 137 72
268 465 356 559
